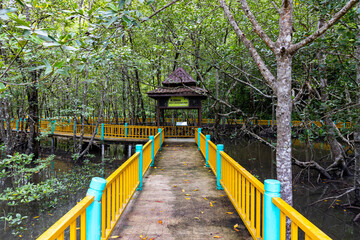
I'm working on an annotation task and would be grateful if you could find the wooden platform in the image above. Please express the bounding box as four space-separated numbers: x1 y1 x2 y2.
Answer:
110 141 252 239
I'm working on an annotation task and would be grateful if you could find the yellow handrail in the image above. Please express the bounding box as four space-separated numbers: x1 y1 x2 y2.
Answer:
101 152 141 239
36 196 94 240
220 151 264 240
208 141 217 176
272 197 331 240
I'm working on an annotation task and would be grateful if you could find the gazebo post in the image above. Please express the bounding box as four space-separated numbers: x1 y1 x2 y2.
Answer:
156 102 160 128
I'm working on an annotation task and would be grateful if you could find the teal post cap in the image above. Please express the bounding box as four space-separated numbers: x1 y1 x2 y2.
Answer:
149 136 154 141
158 128 162 132
87 177 107 201
136 144 143 151
125 123 128 126
198 128 201 132
206 135 210 140
217 144 224 151
264 179 281 193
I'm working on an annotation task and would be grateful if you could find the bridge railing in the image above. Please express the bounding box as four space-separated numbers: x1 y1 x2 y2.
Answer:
37 130 164 240
196 129 331 240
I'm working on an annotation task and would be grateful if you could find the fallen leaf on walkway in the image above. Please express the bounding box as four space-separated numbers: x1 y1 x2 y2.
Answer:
161 169 164 171
182 189 185 192
110 236 120 239
211 201 216 203
173 185 177 188
185 198 191 200
33 216 39 219
194 217 200 220
203 197 208 200
208 170 212 172
158 220 163 224
139 235 148 240
210 202 214 207
201 211 204 214
233 224 240 232
193 189 199 192
184 173 187 175
226 212 233 214
184 163 187 166
185 194 191 196
149 238 155 240
154 167 157 169
48 213 53 216
213 236 221 238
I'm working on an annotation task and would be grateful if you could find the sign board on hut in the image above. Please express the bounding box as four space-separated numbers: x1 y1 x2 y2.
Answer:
168 96 189 107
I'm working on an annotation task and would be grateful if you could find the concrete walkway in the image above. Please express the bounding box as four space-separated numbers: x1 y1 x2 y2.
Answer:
111 141 252 240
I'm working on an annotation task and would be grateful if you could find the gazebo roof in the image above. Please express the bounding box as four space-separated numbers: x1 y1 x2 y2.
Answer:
147 67 207 99
162 67 197 87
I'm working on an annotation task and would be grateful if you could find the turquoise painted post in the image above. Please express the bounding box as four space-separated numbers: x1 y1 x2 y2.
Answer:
51 121 54 135
343 122 345 129
149 136 155 167
125 123 128 138
221 119 223 125
268 120 270 126
263 179 281 240
73 119 76 135
208 119 209 124
16 120 19 131
158 128 162 151
101 123 104 141
136 144 143 191
86 177 107 240
205 135 210 167
216 144 224 190
197 128 201 151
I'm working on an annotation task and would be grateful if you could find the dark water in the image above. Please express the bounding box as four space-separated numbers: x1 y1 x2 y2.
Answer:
0 139 128 239
223 138 360 240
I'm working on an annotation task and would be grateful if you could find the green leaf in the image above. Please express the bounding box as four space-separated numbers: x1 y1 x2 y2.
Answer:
119 0 126 9
106 16 119 28
55 69 69 77
15 0 25 7
43 42 61 47
63 46 78 51
44 60 52 75
28 65 46 72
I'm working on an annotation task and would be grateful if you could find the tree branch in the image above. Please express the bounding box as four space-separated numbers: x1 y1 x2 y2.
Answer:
239 0 275 52
289 0 359 53
219 0 277 92
143 0 182 23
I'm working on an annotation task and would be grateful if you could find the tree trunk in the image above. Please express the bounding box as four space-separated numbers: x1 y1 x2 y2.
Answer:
275 53 293 205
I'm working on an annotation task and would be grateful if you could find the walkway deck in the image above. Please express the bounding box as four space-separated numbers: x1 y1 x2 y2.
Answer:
110 141 252 239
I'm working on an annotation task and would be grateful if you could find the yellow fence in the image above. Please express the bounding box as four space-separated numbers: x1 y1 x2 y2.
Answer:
37 130 164 240
196 132 331 240
37 196 93 240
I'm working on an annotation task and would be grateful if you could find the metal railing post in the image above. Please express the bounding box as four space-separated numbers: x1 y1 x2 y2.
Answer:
125 123 128 137
263 179 281 240
205 135 210 167
101 123 104 141
216 144 224 190
197 128 201 151
158 128 162 151
149 136 155 167
136 144 143 191
86 177 107 240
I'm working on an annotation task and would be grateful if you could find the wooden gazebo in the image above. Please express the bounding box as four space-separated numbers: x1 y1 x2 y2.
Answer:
147 67 207 127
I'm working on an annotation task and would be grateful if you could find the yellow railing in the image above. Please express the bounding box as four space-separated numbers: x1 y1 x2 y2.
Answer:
38 130 164 240
220 151 264 239
273 197 331 240
208 141 217 176
196 135 331 240
101 152 140 239
37 196 94 240
199 132 206 157
163 126 195 138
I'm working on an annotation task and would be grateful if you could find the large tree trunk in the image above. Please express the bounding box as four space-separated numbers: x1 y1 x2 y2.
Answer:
275 53 293 205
